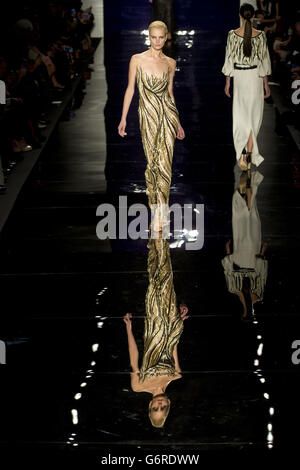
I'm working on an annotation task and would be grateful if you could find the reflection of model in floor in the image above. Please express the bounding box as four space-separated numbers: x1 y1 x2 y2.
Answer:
222 169 268 319
123 233 189 428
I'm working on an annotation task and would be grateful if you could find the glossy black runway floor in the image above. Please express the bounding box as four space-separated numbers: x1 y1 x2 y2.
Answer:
1 0 300 464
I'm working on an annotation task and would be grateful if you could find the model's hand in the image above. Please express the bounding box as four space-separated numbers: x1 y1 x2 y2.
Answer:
179 304 189 320
264 83 271 98
225 239 231 254
177 124 185 140
123 313 132 328
260 241 268 256
224 81 231 98
118 119 127 137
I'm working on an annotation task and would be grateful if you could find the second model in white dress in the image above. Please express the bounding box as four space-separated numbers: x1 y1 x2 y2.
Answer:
222 30 272 167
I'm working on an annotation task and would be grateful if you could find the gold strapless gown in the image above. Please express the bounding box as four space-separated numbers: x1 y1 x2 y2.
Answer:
136 66 179 210
138 234 184 382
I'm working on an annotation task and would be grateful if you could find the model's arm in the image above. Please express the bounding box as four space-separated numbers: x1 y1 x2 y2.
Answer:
262 33 271 98
263 76 271 98
173 344 181 372
168 59 177 104
118 56 137 137
172 304 190 372
224 75 231 98
225 239 232 255
168 58 185 140
123 313 139 372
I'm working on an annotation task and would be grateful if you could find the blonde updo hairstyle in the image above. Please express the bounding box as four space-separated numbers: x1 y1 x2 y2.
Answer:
148 20 168 35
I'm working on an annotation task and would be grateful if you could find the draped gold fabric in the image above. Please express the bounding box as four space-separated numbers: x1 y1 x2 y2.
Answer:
139 235 184 382
136 66 179 208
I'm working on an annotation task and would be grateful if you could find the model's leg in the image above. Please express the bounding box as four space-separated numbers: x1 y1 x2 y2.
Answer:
247 129 253 153
238 129 253 169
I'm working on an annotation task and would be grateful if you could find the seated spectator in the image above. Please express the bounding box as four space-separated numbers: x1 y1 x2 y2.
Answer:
289 21 300 58
257 0 280 23
0 1 95 195
273 33 291 62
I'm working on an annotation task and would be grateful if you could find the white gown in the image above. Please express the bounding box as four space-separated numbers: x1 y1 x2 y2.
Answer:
221 171 268 300
222 30 272 167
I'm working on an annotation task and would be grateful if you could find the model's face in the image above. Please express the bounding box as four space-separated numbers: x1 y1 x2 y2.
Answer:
149 395 170 420
149 28 166 49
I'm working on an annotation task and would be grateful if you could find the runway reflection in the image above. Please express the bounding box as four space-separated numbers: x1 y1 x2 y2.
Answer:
222 165 268 320
124 231 189 427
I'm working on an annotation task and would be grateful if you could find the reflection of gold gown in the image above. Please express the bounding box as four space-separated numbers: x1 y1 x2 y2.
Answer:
136 66 179 209
138 236 183 383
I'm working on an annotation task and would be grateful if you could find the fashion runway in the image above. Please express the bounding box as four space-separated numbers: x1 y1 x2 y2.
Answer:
0 0 300 464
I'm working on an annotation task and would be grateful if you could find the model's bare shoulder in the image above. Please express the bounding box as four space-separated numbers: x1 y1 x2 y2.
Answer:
253 28 263 37
132 52 148 66
129 54 142 72
130 53 140 63
167 57 176 71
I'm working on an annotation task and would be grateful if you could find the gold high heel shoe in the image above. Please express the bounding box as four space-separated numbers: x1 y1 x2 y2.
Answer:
246 151 252 171
238 148 248 170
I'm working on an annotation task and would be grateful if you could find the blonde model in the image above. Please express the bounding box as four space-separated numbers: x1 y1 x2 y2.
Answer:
118 20 185 231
